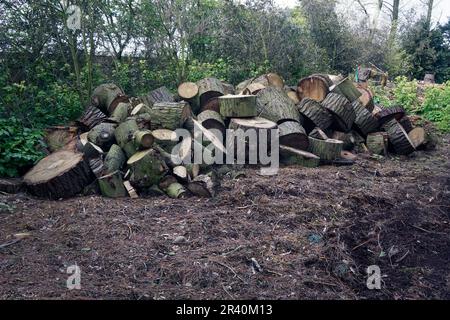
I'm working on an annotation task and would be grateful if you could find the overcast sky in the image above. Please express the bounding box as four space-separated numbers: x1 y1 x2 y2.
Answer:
274 0 450 25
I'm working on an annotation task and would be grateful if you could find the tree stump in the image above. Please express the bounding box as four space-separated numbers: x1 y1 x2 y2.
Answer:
87 122 117 150
256 87 300 124
322 93 356 132
382 119 416 155
77 105 107 131
297 74 332 102
352 100 379 136
98 171 127 198
91 83 125 114
308 138 343 161
114 118 139 158
23 150 95 199
218 95 257 118
149 102 193 130
297 98 334 131
104 144 126 174
197 78 225 108
127 149 169 189
278 121 309 151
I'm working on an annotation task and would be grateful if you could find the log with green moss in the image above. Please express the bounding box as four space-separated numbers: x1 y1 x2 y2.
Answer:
98 171 127 198
114 118 139 158
149 102 193 130
127 149 169 189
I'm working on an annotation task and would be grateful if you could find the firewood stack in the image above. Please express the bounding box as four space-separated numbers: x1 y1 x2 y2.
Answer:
13 73 430 200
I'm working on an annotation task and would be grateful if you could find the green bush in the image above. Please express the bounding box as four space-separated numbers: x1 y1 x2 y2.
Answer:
393 76 420 112
421 81 450 132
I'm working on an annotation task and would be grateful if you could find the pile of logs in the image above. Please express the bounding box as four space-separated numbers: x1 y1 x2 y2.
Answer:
1 73 430 200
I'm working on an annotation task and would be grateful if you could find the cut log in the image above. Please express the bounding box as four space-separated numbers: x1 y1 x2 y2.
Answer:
193 119 227 155
135 113 152 130
241 83 266 95
398 115 413 133
108 95 130 115
123 181 139 199
134 130 154 150
44 126 78 153
357 86 375 112
309 127 329 140
149 102 193 130
308 138 343 161
256 87 300 123
201 96 220 113
142 86 175 107
219 95 257 118
186 163 200 179
341 151 357 161
98 171 127 198
331 131 356 151
109 102 130 123
187 174 216 197
0 178 23 194
352 100 379 136
131 103 151 116
278 121 309 151
330 77 362 102
77 105 107 131
114 118 139 158
366 132 389 155
87 122 116 150
83 142 104 159
23 150 95 199
197 110 226 136
222 82 235 95
173 166 188 183
104 144 126 174
152 129 179 153
279 145 320 167
382 119 416 155
322 93 356 132
197 78 225 108
159 175 178 190
297 98 333 131
178 82 199 100
127 149 169 189
375 106 406 125
286 90 300 104
297 74 331 102
88 157 104 178
91 83 125 114
165 183 187 199
408 127 428 149
254 73 285 89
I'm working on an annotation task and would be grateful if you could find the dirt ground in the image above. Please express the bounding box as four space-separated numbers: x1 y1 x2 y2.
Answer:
1 135 449 300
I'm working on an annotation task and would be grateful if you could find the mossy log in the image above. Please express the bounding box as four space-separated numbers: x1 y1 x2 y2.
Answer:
0 178 23 194
77 105 107 131
134 130 154 150
322 93 356 132
127 149 169 189
23 150 95 199
152 129 179 153
114 118 139 158
330 77 362 102
297 98 333 131
278 121 309 151
308 138 344 161
297 74 332 102
98 171 127 198
91 83 125 114
256 87 300 124
382 119 416 155
135 113 152 130
366 132 389 155
352 100 379 136
165 183 188 199
149 102 193 130
197 78 225 108
104 144 126 174
87 122 117 150
219 95 257 118
109 102 130 123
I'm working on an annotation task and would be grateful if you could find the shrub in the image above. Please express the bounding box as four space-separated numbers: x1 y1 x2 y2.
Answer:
393 76 420 112
421 81 450 132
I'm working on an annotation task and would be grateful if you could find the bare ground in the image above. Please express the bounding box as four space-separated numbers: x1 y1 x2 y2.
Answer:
1 136 449 300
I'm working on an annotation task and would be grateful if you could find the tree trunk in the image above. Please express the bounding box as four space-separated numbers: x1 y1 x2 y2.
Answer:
330 77 362 103
87 122 117 150
152 129 179 153
104 144 126 174
219 95 257 118
308 138 343 161
197 78 225 108
91 83 125 114
408 127 428 149
82 142 104 159
98 171 127 198
352 100 379 136
77 105 107 131
322 93 356 132
367 132 389 155
375 106 406 125
382 119 416 155
134 130 154 150
114 118 139 158
222 82 236 95
297 98 334 131
178 82 199 100
23 150 95 199
142 86 175 107
88 157 104 178
356 87 375 112
279 145 320 168
127 149 169 189
256 87 300 124
131 103 152 116
398 116 413 133
278 121 309 151
149 102 193 130
297 74 332 102
0 178 23 194
109 102 130 123
197 110 226 136
165 182 188 199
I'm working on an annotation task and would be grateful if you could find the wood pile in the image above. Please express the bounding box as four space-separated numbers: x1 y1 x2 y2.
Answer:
6 73 430 200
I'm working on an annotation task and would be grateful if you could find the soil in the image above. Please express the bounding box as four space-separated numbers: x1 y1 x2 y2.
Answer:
1 135 449 300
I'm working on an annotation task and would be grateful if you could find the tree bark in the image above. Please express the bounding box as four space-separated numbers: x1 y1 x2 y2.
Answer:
375 106 406 125
219 95 257 118
398 115 413 133
297 98 334 131
278 121 309 151
187 174 216 198
114 118 139 158
297 74 332 102
0 178 23 194
308 138 344 161
356 86 375 112
149 102 193 130
367 132 389 155
87 122 117 150
91 83 125 114
88 157 104 178
109 102 130 123
142 86 175 107
104 144 126 174
330 77 362 103
256 87 300 124
77 105 107 131
309 127 329 140
23 150 95 199
197 110 226 136
127 149 169 189
352 100 379 136
382 119 416 155
197 78 225 108
98 171 127 198
322 93 356 132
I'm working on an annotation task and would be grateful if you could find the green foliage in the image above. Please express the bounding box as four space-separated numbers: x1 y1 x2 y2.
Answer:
421 82 450 132
393 76 420 112
186 58 232 83
0 117 46 177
